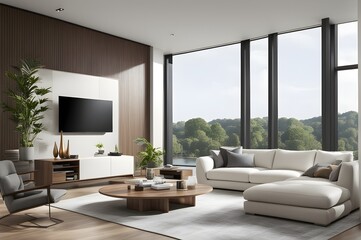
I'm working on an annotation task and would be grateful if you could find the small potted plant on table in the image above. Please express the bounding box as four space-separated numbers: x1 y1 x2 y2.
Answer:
135 137 164 179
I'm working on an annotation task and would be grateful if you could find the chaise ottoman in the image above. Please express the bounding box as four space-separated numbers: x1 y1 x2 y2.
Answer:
243 179 353 226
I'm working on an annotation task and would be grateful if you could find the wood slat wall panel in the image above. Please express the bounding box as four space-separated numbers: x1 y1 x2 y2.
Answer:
91 31 122 78
119 41 150 158
0 4 150 159
57 21 93 74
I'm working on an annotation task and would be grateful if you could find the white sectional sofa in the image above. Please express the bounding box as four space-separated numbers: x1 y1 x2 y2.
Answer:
196 149 359 225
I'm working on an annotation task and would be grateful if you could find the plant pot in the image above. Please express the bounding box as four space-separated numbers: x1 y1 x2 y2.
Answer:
147 162 156 168
146 168 155 180
19 147 34 161
98 149 104 154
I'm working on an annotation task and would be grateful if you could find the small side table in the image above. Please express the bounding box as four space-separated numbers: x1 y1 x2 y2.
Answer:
159 168 193 180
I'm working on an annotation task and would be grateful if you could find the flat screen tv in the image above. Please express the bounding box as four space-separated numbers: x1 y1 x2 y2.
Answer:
59 96 113 133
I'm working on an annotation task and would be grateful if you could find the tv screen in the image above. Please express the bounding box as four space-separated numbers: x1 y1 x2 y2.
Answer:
59 96 113 133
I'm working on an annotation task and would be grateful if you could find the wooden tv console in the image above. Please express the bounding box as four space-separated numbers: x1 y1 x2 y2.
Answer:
35 155 134 185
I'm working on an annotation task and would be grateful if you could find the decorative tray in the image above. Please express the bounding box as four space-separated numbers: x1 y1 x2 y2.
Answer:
151 183 173 190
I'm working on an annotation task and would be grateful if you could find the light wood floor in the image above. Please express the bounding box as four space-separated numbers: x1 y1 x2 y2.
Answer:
0 184 174 240
1 182 360 240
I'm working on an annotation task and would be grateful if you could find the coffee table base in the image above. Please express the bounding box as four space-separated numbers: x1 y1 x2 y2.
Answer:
127 196 196 213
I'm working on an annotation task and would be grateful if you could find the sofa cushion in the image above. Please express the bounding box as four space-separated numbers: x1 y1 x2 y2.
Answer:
286 176 332 183
314 150 353 164
272 149 316 172
219 146 242 167
329 164 342 181
302 160 341 177
302 164 322 177
244 180 350 209
211 150 223 168
227 152 254 167
242 149 276 169
314 166 333 178
206 167 265 182
249 170 303 184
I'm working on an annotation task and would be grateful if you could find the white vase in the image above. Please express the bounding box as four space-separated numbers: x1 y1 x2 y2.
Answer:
19 147 35 161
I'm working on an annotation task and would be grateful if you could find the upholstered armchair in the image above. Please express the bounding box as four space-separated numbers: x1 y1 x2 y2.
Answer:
0 160 67 227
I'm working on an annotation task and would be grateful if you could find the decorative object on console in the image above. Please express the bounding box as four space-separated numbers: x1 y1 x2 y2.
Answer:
53 141 59 159
59 131 65 158
65 140 70 158
1 59 51 161
108 144 121 156
108 152 122 156
95 143 104 154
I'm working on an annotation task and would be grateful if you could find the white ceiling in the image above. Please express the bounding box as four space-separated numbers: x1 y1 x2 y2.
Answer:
0 0 357 54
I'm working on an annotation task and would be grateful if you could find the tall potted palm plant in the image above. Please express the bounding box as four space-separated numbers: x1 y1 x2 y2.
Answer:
2 59 51 160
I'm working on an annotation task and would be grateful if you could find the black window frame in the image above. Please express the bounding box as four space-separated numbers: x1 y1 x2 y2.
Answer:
164 18 358 166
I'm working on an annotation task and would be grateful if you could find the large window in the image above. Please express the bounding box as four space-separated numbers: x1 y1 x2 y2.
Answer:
278 28 322 150
338 22 358 65
167 20 358 165
172 44 241 165
250 38 268 148
337 22 358 158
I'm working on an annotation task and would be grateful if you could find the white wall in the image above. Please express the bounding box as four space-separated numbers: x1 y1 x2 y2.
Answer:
150 47 164 149
35 69 119 159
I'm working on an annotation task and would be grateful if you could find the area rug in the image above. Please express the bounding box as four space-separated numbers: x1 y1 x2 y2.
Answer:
53 189 359 240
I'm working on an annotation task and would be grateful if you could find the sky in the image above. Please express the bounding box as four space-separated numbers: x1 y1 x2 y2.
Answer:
173 22 357 123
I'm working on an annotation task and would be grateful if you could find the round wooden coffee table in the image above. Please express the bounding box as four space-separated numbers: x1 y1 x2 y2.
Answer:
99 183 213 213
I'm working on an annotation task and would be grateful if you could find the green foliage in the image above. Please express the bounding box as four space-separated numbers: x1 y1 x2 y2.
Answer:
135 137 164 168
250 118 268 148
209 123 228 144
2 59 51 147
227 133 240 146
174 118 235 158
172 135 183 154
337 111 358 158
184 118 210 138
280 119 321 150
95 143 104 149
173 111 358 159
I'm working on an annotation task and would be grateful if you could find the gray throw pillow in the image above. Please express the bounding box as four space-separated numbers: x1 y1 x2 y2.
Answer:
220 146 242 167
302 160 343 177
302 163 327 177
227 152 255 167
329 164 342 181
210 150 224 168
